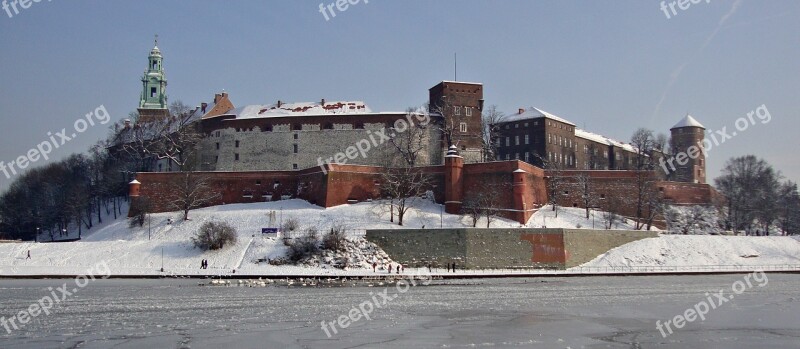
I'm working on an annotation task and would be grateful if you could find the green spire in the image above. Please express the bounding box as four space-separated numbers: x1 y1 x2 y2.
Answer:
139 35 168 110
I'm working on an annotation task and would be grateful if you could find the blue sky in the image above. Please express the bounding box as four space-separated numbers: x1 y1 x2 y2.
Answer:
0 0 798 191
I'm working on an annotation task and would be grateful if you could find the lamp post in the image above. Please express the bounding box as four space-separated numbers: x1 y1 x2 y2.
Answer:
148 213 152 240
35 227 39 243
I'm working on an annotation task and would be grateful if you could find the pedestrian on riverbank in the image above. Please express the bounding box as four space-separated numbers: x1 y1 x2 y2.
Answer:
446 263 450 272
372 262 377 272
26 250 31 260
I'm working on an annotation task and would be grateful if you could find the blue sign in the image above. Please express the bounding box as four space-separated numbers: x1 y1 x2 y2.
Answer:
261 228 279 234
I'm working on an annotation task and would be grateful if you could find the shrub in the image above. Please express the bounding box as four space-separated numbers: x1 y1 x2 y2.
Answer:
287 227 320 262
322 225 347 252
128 196 152 228
281 218 300 232
193 221 237 250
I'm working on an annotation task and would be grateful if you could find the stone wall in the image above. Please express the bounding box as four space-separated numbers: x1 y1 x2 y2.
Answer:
366 228 658 270
562 230 658 268
199 114 442 172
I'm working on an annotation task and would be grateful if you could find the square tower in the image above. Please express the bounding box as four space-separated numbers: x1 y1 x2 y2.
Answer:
429 81 484 162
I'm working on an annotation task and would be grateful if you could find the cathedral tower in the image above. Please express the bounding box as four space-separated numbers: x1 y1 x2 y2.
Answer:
138 36 169 122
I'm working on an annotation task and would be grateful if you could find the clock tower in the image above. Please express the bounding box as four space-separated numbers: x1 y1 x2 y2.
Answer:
138 35 169 122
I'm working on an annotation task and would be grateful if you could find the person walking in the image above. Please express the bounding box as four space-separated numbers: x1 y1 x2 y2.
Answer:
452 262 456 273
26 250 31 260
446 263 450 272
372 262 377 272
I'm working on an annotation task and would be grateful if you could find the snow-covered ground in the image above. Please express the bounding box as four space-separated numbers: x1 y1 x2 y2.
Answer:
584 235 800 267
0 199 797 277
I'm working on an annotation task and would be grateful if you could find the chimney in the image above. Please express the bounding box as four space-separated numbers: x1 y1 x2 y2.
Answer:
214 93 222 104
124 119 131 129
201 103 208 113
321 98 326 106
518 108 525 115
277 100 282 108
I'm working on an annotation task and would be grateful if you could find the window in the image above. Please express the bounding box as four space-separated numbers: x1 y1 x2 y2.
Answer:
505 137 510 146
216 143 220 150
454 106 461 116
584 145 588 154
256 180 262 186
524 135 529 145
524 152 530 162
496 138 501 147
460 122 468 133
152 61 157 69
215 155 218 163
534 121 539 126
466 107 472 116
505 154 510 160
515 123 519 129
515 136 519 145
604 151 608 158
215 131 220 137
235 140 240 148
235 153 240 161
524 122 529 127
293 144 298 153
293 164 299 170
548 134 551 144
294 133 299 140
515 153 519 160
150 87 157 98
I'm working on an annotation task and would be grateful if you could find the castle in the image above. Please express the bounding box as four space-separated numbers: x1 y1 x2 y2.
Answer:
128 40 717 226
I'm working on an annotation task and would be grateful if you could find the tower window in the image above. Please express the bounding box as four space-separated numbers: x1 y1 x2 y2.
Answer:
293 144 299 154
460 122 467 133
152 61 157 69
235 140 240 148
235 153 240 161
150 87 157 98
215 143 220 150
466 107 472 117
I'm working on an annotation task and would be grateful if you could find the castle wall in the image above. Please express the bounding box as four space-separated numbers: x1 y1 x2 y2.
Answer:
366 228 657 270
199 115 442 172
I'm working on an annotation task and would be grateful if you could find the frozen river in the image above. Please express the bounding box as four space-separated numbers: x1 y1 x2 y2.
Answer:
1 274 798 348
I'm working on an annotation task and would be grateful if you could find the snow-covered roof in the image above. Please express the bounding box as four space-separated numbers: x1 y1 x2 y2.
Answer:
575 128 639 153
671 114 705 129
503 107 576 126
225 101 374 120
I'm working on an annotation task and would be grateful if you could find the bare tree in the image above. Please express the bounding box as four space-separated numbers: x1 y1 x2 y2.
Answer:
481 105 505 162
388 107 430 167
379 166 432 226
778 181 800 235
117 100 203 172
574 173 598 219
168 172 220 221
462 182 506 228
537 153 564 218
630 128 660 230
715 155 782 234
